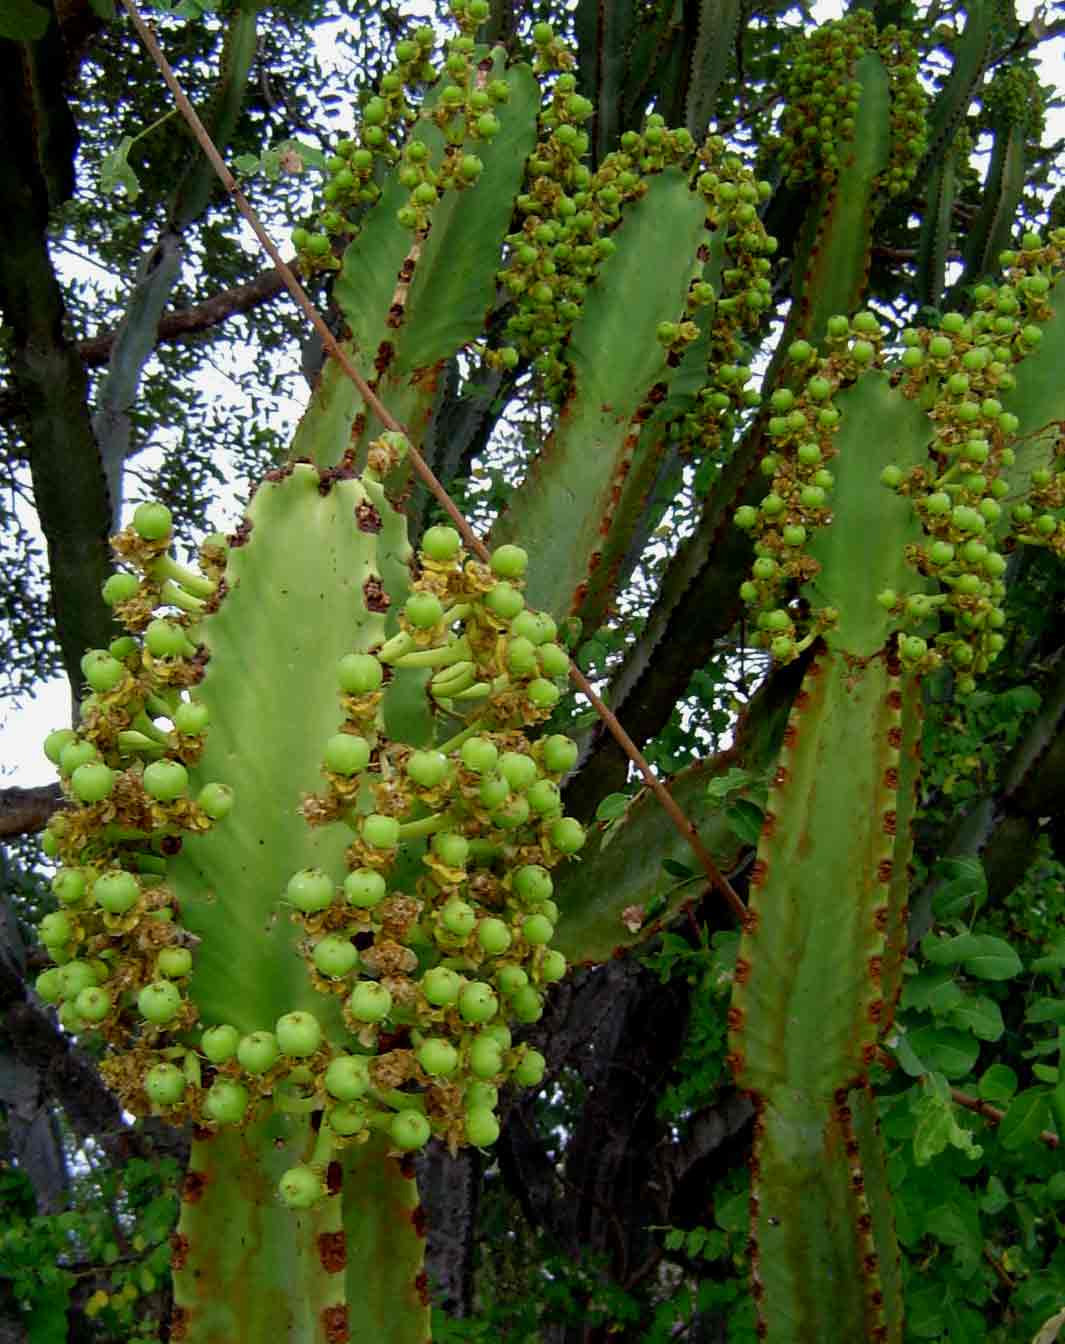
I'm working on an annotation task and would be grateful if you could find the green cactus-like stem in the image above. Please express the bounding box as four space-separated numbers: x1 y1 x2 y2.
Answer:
173 1125 426 1344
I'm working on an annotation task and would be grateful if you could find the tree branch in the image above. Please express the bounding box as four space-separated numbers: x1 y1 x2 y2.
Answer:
0 784 62 839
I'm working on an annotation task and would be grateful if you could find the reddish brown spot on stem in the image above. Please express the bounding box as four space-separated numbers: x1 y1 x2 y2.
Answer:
182 1171 207 1203
727 1007 744 1030
171 1306 189 1340
749 861 768 890
399 1153 417 1180
887 726 903 749
857 1213 873 1234
774 765 791 788
794 690 810 710
863 1253 879 1276
169 1233 189 1270
886 689 903 710
318 1231 346 1274
415 1270 431 1307
868 999 884 1023
782 723 798 749
363 576 390 612
760 811 777 840
326 1161 343 1196
877 857 894 883
734 957 752 985
356 501 382 532
411 1204 428 1238
375 339 396 371
868 954 882 980
862 1043 877 1067
228 519 252 548
724 1051 745 1078
882 810 897 836
883 766 898 789
322 1305 350 1343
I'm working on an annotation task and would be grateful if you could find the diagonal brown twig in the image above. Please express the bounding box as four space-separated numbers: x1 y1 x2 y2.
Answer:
116 0 746 923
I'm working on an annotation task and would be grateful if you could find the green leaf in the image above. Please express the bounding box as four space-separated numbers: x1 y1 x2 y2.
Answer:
233 153 261 175
902 966 960 1013
87 0 114 17
905 1026 979 1078
724 798 763 846
932 856 987 919
947 993 1004 1041
981 1175 1009 1214
890 1030 928 1077
911 1074 983 1164
997 1087 1052 1151
922 931 1022 980
1032 934 1065 974
595 793 631 822
1027 996 1065 1024
0 0 49 38
99 137 141 203
977 1063 1017 1105
662 858 697 879
706 767 752 801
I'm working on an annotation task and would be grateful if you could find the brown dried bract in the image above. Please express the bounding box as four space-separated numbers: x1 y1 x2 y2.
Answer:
318 1231 347 1274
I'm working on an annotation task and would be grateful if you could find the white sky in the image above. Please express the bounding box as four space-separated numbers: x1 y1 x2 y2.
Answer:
2 0 1063 793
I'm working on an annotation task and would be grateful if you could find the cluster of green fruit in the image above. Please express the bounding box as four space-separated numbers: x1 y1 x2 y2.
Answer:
880 229 1065 685
34 503 231 1056
775 13 927 198
261 532 585 1176
980 61 1047 141
732 330 852 658
671 141 779 457
498 22 696 393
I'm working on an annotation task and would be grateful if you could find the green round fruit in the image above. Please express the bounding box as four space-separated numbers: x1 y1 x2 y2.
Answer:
542 735 578 774
390 1110 431 1151
511 611 556 646
490 544 528 579
198 783 234 820
53 868 87 906
477 918 512 956
145 1063 185 1107
458 982 498 1024
491 796 530 831
325 1056 370 1101
338 653 384 694
344 869 387 908
540 949 567 983
405 592 444 629
496 965 528 995
513 865 553 904
173 701 210 735
523 914 554 945
417 1038 459 1076
514 1049 546 1087
145 619 189 659
441 901 476 938
102 572 140 606
510 986 544 1023
538 643 570 678
75 986 112 1023
484 582 524 621
324 734 371 776
313 936 359 978
39 912 72 948
71 763 115 803
526 780 561 815
201 1024 240 1064
478 774 510 809
432 832 469 869
285 869 335 913
44 728 77 766
348 982 392 1022
276 1011 322 1058
157 947 192 978
109 638 137 662
138 980 182 1026
204 1079 249 1125
132 502 172 541
83 652 124 694
550 817 585 854
507 636 539 678
465 1107 500 1146
327 1102 367 1136
143 760 189 801
237 1031 280 1074
460 736 498 774
500 752 538 792
407 750 449 788
278 1165 323 1209
362 814 400 849
421 526 462 563
468 1036 503 1079
422 966 462 1006
527 678 561 709
35 969 63 1003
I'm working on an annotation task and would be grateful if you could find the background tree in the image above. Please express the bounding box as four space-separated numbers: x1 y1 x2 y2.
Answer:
1 0 1065 1340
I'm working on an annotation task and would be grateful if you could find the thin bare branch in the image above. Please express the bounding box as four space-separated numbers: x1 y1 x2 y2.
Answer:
0 784 62 839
